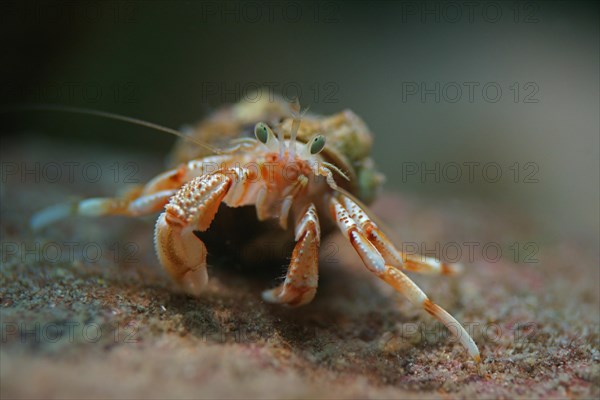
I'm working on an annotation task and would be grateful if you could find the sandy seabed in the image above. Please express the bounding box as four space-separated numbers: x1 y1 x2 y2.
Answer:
1 140 598 399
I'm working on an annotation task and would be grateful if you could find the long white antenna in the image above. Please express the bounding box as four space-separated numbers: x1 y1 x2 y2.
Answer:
289 98 301 159
0 104 224 154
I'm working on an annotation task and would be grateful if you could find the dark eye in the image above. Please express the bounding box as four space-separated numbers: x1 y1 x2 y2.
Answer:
254 122 270 144
310 135 326 154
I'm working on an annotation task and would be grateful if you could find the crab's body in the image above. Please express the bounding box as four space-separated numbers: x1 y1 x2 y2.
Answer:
32 95 480 361
169 95 383 203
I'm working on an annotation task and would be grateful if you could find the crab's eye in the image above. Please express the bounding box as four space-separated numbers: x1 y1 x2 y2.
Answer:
310 135 326 155
254 122 270 144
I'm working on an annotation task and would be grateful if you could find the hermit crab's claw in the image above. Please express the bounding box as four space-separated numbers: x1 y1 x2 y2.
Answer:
328 191 481 362
154 166 258 297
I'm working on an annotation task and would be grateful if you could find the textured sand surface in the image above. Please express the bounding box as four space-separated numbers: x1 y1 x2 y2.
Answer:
1 140 598 399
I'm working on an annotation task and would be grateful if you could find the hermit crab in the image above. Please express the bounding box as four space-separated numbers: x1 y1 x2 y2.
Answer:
32 94 480 361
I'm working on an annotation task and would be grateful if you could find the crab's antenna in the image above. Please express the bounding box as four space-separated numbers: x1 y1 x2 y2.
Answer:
273 127 284 158
290 98 313 159
288 98 301 158
0 104 224 155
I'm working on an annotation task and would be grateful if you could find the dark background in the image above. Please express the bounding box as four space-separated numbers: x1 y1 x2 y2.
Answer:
1 0 598 242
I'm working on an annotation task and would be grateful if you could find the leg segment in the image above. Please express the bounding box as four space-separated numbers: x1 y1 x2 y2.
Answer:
142 156 233 195
329 193 480 361
30 155 233 230
30 187 177 230
337 195 462 276
262 203 320 306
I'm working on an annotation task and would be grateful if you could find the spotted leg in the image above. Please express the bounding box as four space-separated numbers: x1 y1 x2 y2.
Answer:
141 155 234 194
30 186 178 230
30 155 234 230
262 203 320 306
154 168 258 296
329 193 480 361
337 195 463 276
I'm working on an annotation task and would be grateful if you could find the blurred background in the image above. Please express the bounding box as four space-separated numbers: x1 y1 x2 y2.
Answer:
1 0 598 244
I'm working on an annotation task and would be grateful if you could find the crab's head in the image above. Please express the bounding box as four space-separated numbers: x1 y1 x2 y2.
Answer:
256 105 386 204
252 121 337 190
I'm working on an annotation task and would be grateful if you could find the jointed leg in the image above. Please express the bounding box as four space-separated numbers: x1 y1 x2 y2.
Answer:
262 203 320 306
30 187 177 230
337 195 462 276
142 156 234 195
30 156 234 230
330 193 480 361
